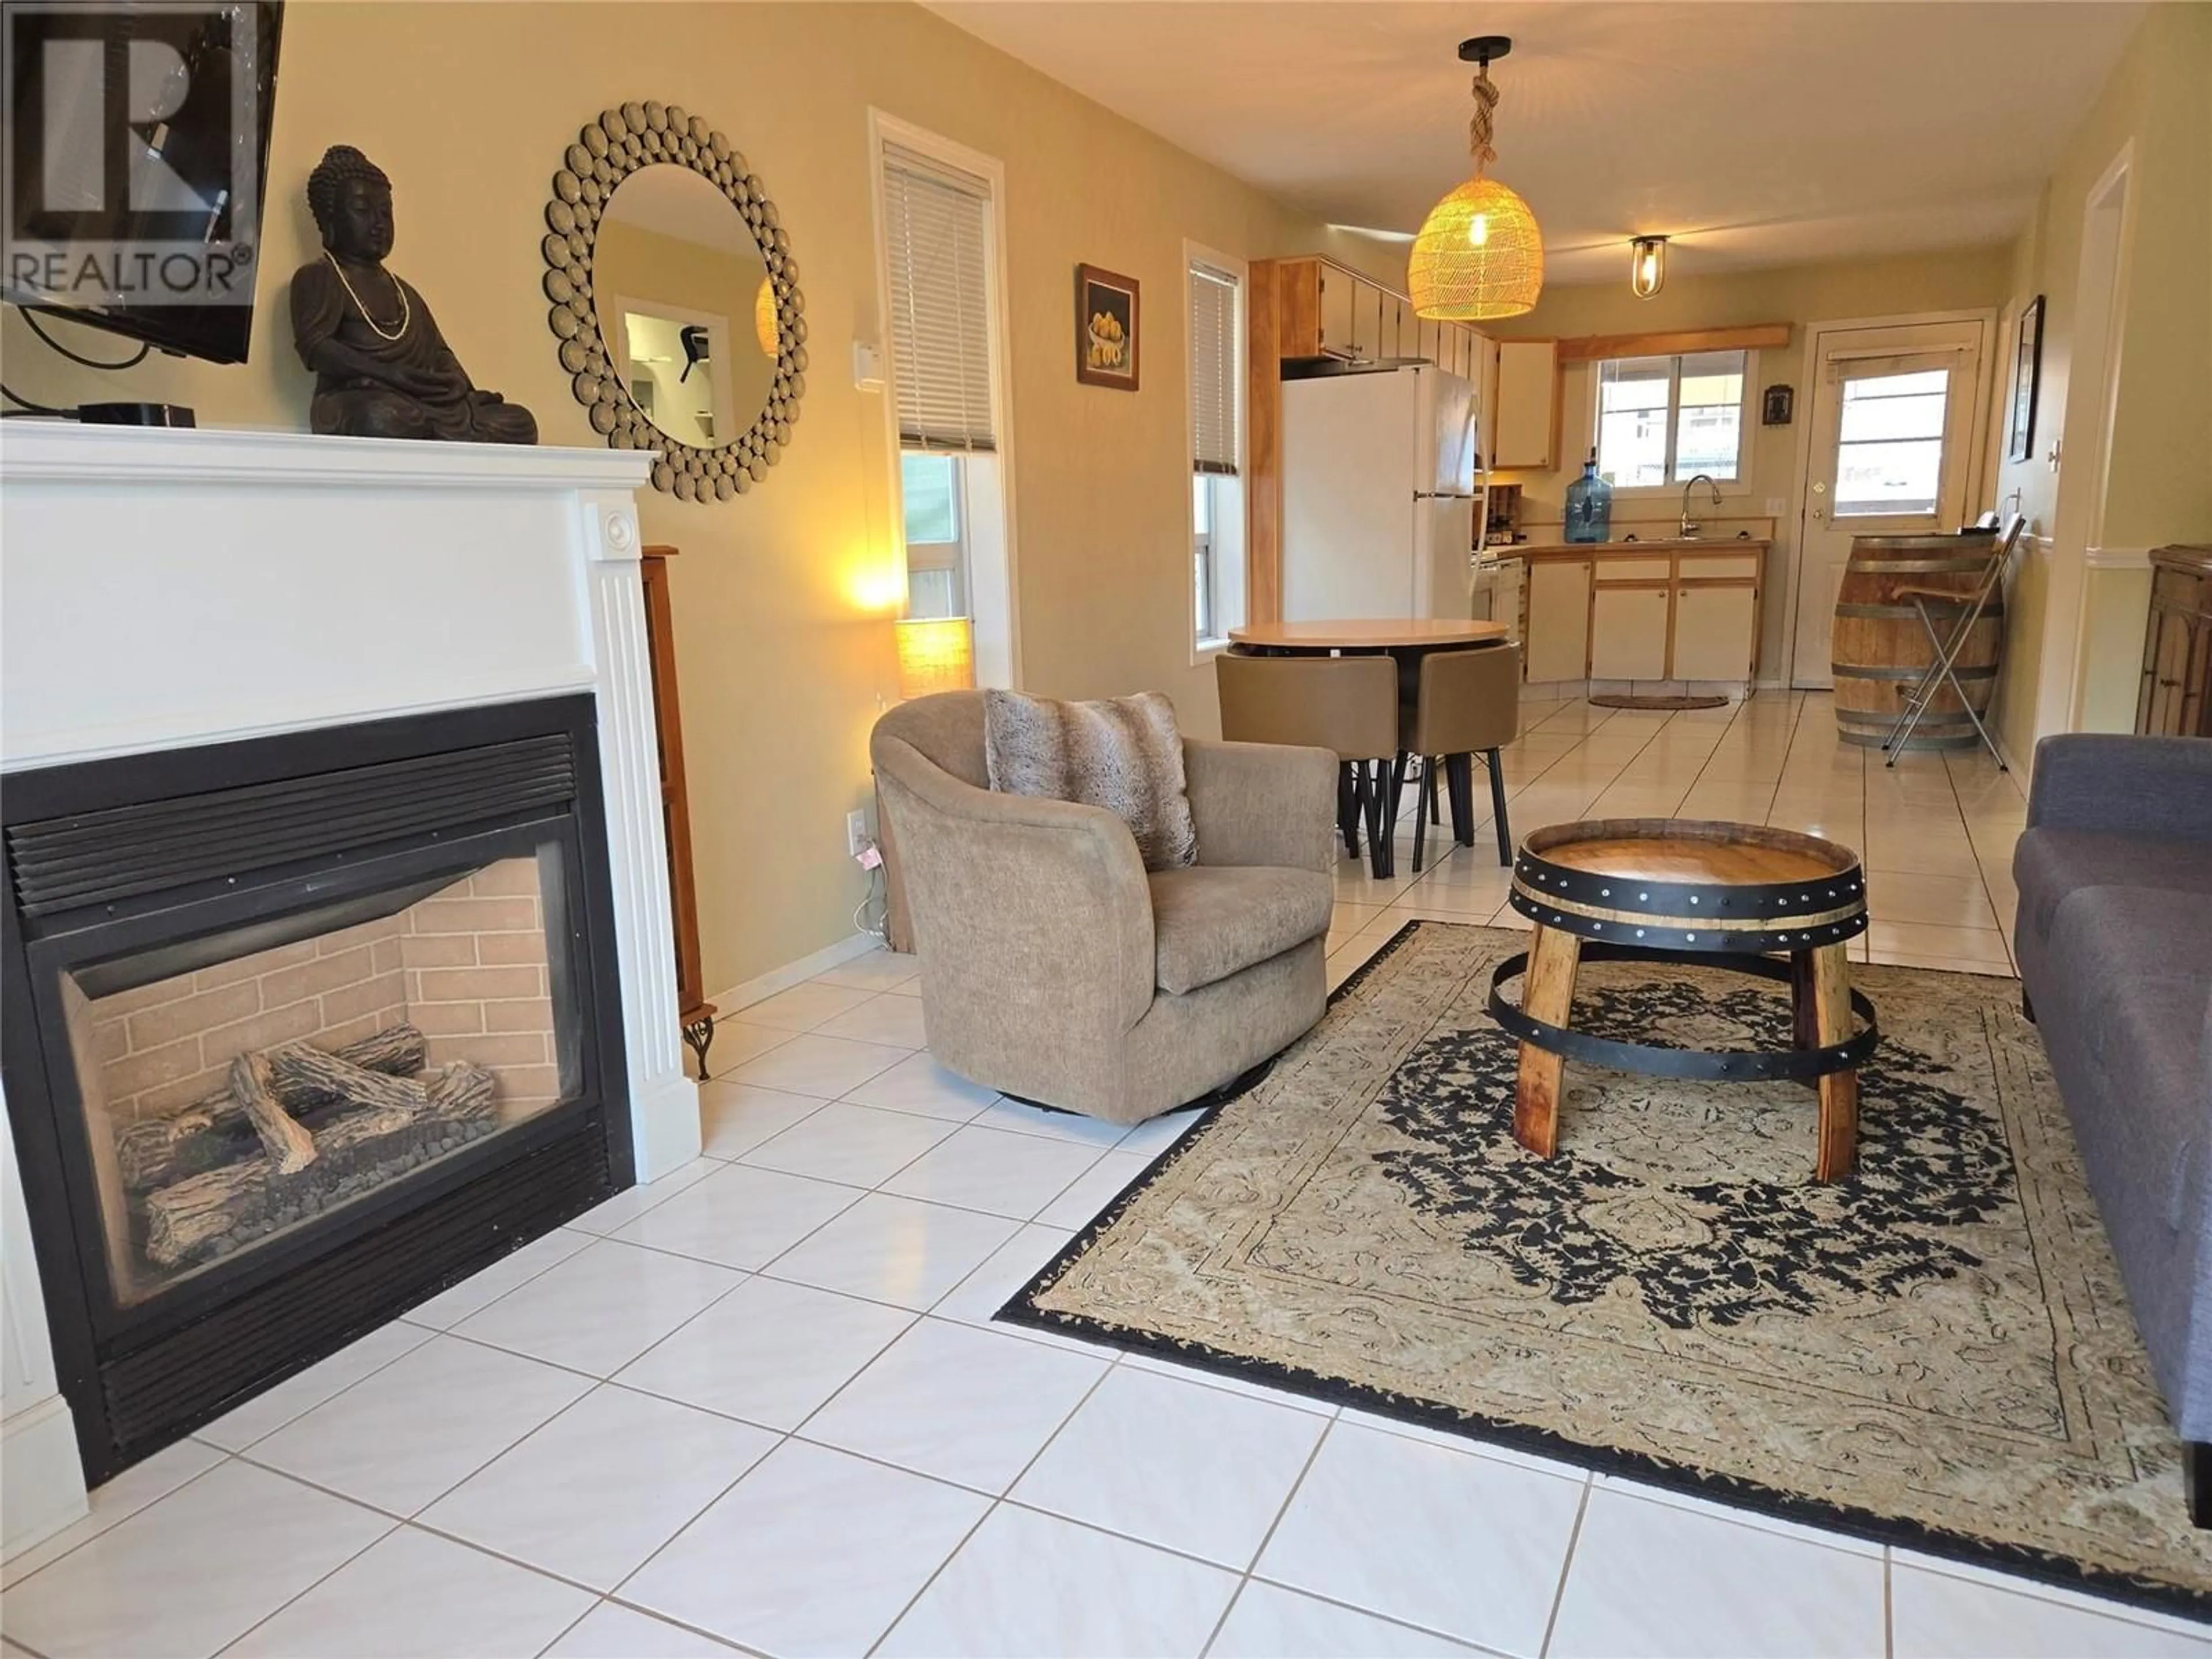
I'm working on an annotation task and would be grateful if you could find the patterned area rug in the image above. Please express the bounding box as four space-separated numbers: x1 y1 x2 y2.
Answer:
1002 921 2211 1618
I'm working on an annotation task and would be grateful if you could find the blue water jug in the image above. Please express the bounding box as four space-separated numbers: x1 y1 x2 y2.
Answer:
1564 452 1612 544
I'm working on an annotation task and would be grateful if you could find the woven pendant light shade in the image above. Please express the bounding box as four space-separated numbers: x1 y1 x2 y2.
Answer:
1409 176 1544 320
1411 36 1543 321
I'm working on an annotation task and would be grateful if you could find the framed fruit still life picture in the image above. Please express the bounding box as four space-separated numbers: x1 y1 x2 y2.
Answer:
1075 264 1139 391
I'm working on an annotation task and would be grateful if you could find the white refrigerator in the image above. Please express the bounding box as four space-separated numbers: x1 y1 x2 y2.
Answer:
1281 363 1480 621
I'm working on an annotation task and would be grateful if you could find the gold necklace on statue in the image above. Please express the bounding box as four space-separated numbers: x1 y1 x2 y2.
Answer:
325 253 411 341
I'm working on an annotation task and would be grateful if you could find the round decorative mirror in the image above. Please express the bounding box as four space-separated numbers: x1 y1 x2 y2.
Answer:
541 103 807 502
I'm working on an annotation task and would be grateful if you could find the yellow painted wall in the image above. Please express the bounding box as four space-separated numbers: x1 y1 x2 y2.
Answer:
1485 248 2011 680
1988 2 2212 759
0 2 1362 995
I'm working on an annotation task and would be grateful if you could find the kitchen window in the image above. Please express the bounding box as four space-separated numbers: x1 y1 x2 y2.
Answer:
1190 247 1247 652
1593 349 1752 488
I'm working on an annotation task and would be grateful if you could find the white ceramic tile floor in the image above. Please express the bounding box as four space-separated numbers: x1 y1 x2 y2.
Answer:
14 694 2202 1658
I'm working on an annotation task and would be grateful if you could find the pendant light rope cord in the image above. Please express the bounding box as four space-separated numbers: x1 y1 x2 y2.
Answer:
1466 65 1499 175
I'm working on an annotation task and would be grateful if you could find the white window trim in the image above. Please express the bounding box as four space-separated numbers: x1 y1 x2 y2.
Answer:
1586 349 1760 499
1186 238 1248 664
867 109 1022 688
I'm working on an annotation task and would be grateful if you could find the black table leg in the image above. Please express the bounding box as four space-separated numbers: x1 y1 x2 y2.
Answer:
1411 759 1433 873
1486 748 1512 865
1446 753 1475 846
1363 759 1396 878
1338 761 1361 859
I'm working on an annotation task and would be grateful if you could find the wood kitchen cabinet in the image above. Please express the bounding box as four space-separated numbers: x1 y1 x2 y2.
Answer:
1264 255 1486 371
1491 339 1559 470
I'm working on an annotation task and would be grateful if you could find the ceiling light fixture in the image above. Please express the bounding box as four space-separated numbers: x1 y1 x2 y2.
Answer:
1409 35 1543 321
1630 235 1668 300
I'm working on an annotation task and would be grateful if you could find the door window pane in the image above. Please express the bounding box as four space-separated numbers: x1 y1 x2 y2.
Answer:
1833 369 1950 516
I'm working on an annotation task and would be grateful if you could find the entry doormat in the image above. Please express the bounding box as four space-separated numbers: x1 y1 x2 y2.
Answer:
1001 921 2211 1617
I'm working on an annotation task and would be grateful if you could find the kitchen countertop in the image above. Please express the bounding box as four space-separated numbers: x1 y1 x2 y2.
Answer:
1494 537 1771 560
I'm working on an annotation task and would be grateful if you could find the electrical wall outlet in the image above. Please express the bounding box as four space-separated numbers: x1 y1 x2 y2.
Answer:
846 809 870 858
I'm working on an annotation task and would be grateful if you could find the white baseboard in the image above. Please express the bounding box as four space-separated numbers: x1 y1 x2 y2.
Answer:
2 1394 88 1562
707 930 883 1016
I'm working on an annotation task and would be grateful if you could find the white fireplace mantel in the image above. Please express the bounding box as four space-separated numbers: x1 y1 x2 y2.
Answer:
0 423 701 1555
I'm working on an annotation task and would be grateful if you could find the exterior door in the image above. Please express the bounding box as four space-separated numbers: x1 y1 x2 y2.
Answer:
1790 320 1987 687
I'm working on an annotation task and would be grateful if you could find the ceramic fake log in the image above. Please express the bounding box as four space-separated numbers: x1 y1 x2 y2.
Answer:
140 1058 497 1267
116 1025 429 1191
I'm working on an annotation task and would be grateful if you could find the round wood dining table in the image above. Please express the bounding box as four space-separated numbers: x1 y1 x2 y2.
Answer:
1226 618 1509 652
1223 619 1513 878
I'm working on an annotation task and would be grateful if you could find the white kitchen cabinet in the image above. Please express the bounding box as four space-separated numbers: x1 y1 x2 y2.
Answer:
1590 585 1672 680
1475 335 1501 461
1673 584 1759 680
1525 558 1592 682
1492 339 1558 470
1520 544 1767 686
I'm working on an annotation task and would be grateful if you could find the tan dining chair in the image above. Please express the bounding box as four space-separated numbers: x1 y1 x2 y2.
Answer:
1217 652 1403 878
1400 644 1522 872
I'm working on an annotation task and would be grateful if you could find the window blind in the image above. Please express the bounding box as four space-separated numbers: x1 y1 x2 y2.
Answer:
882 143 995 453
1189 262 1240 476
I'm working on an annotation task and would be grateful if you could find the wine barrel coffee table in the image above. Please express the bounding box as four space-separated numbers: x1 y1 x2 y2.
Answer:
1488 819 1879 1181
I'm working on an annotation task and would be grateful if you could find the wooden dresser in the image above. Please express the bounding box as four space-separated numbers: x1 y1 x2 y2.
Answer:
2137 546 2212 737
640 546 717 1075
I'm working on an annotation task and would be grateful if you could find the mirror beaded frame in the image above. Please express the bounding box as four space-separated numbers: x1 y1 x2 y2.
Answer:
542 101 808 502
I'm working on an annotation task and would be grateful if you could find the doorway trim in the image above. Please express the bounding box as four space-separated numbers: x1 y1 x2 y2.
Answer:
1779 308 1999 690
2035 142 2136 743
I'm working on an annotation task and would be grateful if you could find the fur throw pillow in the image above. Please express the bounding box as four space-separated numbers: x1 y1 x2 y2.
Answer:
983 689 1198 872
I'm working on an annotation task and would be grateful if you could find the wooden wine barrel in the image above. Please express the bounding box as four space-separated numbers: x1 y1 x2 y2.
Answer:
1831 531 2003 749
1508 818 1869 954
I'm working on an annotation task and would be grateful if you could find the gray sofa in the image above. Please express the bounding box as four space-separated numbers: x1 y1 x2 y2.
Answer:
2012 733 2212 1522
871 692 1338 1125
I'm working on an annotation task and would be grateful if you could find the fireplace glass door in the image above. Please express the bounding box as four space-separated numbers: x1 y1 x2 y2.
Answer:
44 839 586 1311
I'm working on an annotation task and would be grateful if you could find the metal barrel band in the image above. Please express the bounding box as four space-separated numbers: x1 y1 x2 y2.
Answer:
1512 857 1865 922
1486 945 1880 1084
1508 887 1869 945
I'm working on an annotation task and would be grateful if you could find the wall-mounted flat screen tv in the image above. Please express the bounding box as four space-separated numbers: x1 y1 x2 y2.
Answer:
4 2 285 365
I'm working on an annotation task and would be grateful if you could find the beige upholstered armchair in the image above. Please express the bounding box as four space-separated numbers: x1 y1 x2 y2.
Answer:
870 692 1338 1124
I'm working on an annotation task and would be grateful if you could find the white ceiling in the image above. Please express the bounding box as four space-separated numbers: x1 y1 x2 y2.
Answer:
927 1 2143 283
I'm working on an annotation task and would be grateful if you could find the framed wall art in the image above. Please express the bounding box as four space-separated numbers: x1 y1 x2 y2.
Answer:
1075 264 1139 391
2006 295 2044 463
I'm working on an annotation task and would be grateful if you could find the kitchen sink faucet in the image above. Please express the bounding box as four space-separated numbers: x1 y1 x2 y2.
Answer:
1680 474 1724 539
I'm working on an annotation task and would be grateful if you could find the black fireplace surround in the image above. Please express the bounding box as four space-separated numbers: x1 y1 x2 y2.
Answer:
2 695 634 1484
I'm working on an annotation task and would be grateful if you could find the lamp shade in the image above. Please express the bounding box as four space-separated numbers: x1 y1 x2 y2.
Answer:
895 616 975 700
755 277 779 358
1408 176 1544 321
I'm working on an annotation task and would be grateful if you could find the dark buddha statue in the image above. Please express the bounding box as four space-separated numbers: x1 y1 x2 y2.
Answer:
291 146 537 445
